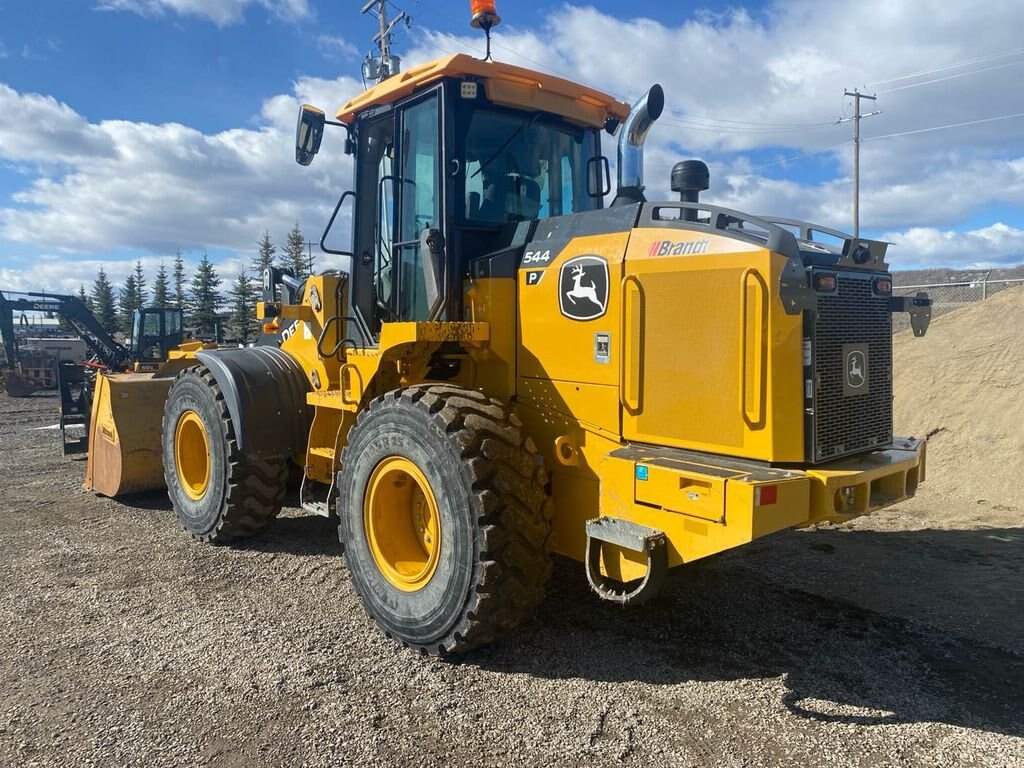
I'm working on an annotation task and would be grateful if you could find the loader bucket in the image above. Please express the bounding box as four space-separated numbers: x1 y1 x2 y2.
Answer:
84 372 172 497
3 370 39 398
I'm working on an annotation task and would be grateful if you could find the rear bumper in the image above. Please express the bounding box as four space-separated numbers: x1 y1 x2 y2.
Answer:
592 438 926 581
804 436 925 524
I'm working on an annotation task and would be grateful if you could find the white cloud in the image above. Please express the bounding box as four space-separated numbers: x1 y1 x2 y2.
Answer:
95 0 311 27
317 35 360 60
0 77 356 258
881 223 1024 268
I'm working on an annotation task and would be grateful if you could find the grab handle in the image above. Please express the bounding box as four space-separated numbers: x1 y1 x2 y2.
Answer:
620 275 644 413
739 268 768 428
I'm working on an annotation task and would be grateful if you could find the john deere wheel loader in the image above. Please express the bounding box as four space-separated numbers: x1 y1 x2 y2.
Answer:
84 3 932 655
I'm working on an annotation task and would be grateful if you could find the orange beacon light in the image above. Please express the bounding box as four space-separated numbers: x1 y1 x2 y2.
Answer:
470 1 501 29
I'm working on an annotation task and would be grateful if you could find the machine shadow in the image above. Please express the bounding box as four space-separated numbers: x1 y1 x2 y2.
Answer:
237 514 342 558
465 525 1024 738
117 489 173 512
114 488 340 555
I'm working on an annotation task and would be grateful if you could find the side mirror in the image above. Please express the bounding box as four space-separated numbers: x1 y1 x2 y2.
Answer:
295 105 326 166
588 155 611 198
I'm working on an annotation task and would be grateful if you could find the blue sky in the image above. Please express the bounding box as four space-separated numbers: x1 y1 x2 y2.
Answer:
1 0 1023 295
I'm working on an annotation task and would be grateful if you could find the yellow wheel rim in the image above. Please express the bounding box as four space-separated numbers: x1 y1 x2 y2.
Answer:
364 456 441 592
174 410 211 501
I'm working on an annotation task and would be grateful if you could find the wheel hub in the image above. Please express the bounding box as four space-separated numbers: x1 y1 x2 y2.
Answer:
364 457 441 592
174 410 211 501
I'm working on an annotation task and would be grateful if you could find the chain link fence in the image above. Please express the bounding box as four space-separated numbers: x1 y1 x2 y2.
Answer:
891 278 1024 334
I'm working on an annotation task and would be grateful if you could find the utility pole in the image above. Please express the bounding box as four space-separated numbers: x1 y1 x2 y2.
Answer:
837 89 881 238
361 0 410 84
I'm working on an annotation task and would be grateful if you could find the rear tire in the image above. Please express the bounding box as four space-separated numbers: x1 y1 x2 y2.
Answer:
162 366 288 544
337 384 553 655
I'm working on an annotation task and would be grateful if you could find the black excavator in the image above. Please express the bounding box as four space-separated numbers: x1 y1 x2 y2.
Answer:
1 291 184 453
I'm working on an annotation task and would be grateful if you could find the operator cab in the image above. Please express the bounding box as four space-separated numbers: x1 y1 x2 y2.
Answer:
297 54 628 344
129 307 184 368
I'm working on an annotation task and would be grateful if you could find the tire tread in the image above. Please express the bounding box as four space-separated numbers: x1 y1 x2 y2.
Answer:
342 384 553 655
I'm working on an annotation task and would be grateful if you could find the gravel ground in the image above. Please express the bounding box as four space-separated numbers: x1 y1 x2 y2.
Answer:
1 392 1022 767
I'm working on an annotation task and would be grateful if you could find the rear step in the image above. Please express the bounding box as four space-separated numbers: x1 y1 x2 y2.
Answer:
585 517 667 605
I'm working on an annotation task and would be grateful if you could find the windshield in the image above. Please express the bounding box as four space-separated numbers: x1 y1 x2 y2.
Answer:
462 110 598 224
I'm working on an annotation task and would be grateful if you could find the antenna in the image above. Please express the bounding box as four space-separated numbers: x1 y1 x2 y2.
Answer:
361 0 412 86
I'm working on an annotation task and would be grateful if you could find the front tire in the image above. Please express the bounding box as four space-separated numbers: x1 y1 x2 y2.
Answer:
337 385 552 655
162 366 288 544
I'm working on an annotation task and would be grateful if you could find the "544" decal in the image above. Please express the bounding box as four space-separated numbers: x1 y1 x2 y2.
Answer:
522 249 552 265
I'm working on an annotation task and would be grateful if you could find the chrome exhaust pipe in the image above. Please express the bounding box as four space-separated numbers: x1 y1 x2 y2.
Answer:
615 84 665 204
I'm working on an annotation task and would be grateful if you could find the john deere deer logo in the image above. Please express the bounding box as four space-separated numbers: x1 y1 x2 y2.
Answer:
847 351 865 388
559 256 609 321
842 343 869 395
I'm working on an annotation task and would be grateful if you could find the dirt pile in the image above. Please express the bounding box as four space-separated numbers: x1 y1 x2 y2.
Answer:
893 285 1024 509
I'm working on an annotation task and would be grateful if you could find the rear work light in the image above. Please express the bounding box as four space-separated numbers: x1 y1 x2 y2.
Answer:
813 272 837 292
873 277 893 295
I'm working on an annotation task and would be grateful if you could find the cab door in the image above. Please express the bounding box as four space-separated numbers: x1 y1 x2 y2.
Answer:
391 89 445 322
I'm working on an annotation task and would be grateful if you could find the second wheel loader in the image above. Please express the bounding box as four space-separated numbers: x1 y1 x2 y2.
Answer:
82 3 932 655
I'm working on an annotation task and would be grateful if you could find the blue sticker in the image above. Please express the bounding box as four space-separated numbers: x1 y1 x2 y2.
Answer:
636 465 649 481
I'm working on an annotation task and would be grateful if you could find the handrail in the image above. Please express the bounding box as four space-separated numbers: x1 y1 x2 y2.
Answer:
320 190 356 256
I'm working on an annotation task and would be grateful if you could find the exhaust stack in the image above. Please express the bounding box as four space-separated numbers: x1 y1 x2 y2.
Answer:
614 84 665 205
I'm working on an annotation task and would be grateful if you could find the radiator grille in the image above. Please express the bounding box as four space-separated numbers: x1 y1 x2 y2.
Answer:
808 272 893 462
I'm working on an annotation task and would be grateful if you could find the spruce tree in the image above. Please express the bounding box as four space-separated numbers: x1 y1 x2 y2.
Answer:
173 248 187 309
133 260 147 308
189 252 223 338
77 284 91 312
119 271 140 333
284 221 308 279
152 263 170 307
254 229 276 279
90 267 118 335
229 267 258 344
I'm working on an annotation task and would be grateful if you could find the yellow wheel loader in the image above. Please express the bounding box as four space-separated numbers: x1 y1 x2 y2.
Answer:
83 13 933 655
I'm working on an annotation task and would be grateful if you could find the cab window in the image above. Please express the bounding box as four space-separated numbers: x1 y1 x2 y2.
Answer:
463 110 597 225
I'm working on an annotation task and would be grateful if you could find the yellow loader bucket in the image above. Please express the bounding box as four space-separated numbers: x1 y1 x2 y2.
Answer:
84 372 172 497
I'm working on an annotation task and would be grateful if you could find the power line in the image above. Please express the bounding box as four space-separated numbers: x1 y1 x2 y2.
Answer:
864 110 1024 140
660 109 834 129
877 58 1024 93
650 110 1024 177
647 139 852 176
743 140 851 171
866 46 1024 87
658 116 839 135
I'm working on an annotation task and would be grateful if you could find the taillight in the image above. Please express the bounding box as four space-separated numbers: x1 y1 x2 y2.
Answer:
755 485 778 505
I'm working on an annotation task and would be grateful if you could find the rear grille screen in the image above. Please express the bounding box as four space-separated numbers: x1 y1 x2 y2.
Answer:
806 271 893 462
